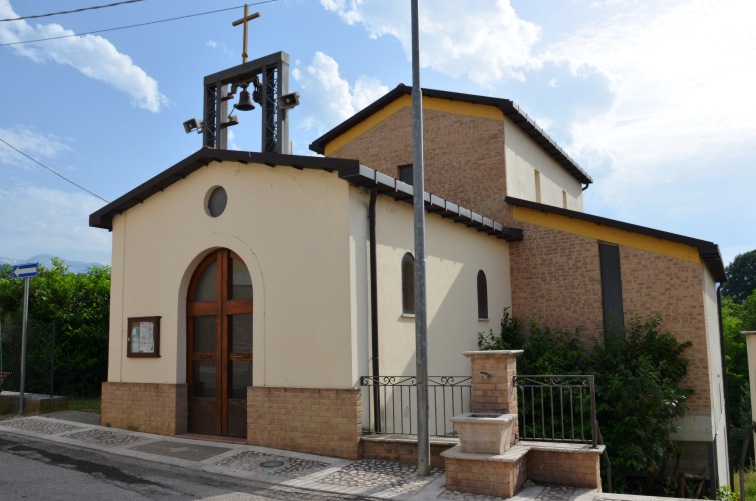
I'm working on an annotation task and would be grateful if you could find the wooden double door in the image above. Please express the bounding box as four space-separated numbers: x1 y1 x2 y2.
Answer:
187 249 252 437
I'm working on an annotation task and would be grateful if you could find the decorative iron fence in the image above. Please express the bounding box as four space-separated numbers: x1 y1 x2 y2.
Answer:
513 374 597 447
360 375 472 437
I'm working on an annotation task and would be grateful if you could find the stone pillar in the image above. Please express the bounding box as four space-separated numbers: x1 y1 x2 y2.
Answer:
465 350 523 415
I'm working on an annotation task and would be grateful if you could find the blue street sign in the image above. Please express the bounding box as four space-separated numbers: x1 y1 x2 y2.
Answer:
11 263 38 279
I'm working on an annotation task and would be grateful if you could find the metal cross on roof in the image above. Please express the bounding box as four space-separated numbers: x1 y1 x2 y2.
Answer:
232 4 260 64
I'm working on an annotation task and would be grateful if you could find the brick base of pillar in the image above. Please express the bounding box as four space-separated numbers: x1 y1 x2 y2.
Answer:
248 387 362 460
443 445 528 497
101 382 187 435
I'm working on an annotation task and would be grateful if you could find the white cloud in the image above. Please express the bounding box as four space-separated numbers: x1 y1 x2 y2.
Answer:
547 0 756 167
320 0 542 87
0 0 167 112
0 126 71 167
0 185 111 263
293 51 388 135
207 39 233 58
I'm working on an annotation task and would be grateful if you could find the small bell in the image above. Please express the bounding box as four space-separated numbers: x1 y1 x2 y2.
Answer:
236 89 255 111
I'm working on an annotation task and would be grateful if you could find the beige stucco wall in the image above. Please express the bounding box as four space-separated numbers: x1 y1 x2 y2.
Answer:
504 117 583 211
369 194 512 378
108 161 355 389
108 158 512 395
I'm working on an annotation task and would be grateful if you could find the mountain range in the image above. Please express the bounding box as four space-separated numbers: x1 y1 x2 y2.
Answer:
0 254 105 274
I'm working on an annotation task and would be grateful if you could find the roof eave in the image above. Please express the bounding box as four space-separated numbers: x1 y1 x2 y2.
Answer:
506 196 726 282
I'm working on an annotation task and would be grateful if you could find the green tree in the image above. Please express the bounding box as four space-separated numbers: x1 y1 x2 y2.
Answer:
722 250 756 303
722 290 756 467
0 259 111 396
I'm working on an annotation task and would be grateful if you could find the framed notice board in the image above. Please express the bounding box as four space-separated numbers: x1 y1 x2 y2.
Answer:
127 317 161 357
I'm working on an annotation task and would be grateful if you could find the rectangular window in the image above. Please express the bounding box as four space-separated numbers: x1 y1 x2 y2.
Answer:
534 170 542 203
562 190 567 209
398 164 413 186
598 243 624 337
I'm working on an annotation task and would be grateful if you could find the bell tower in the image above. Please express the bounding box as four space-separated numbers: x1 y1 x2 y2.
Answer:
183 6 299 153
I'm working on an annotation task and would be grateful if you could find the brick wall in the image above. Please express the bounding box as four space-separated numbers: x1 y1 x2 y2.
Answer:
101 382 187 435
509 221 605 343
526 449 601 488
248 387 363 460
330 108 509 224
361 439 452 469
620 246 711 411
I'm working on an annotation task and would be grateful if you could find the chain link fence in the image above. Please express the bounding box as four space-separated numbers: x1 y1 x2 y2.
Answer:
0 322 58 396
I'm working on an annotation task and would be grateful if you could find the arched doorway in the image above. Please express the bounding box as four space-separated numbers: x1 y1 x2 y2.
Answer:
186 249 253 437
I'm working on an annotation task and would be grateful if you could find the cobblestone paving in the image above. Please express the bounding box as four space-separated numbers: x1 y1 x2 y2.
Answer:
2 417 84 435
534 485 580 500
216 450 331 478
439 484 584 500
320 459 443 496
64 428 148 447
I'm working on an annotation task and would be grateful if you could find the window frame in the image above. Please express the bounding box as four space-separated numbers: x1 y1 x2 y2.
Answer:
477 270 489 320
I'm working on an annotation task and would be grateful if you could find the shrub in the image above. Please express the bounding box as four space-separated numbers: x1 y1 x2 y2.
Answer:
479 310 692 493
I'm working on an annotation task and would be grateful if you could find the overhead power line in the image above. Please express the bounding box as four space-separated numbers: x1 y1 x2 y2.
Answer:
0 1 276 47
0 137 110 204
0 0 145 23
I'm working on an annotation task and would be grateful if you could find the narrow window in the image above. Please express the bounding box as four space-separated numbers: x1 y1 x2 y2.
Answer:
477 270 488 320
402 252 415 315
598 243 625 336
534 170 542 203
398 164 413 186
562 190 567 209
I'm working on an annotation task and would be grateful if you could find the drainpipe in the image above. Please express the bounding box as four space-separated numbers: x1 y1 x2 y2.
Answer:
368 188 380 432
717 283 734 488
582 182 590 192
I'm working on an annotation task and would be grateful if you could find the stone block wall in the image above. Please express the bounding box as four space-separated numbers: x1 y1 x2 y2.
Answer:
248 387 363 460
101 382 187 435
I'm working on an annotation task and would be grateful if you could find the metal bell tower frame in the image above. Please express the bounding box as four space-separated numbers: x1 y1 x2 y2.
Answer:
202 51 291 153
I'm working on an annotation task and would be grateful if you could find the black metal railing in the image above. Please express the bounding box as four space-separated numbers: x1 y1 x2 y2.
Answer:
360 375 472 437
513 375 597 447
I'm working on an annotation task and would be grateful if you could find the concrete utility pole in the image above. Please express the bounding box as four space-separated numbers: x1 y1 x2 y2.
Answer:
410 0 430 476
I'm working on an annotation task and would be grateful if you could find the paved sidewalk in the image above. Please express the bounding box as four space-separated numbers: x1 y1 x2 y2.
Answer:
0 413 685 501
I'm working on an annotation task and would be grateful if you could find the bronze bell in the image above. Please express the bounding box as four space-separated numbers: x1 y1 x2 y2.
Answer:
236 89 255 111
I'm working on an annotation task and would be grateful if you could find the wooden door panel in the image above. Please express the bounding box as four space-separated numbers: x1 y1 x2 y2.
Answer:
187 249 253 437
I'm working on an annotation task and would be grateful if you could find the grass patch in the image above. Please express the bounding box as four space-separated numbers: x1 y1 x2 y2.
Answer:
67 396 100 414
734 470 756 500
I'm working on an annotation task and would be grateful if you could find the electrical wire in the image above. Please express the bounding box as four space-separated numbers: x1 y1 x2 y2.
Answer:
0 1 276 47
0 137 110 204
0 0 145 23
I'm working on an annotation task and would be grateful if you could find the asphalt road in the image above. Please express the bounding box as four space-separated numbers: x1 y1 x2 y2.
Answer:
0 432 375 501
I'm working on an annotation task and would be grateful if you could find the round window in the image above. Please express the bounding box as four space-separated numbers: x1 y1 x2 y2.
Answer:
206 186 227 217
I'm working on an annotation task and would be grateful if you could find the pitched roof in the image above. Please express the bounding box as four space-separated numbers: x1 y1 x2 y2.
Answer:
309 84 593 185
89 149 522 242
506 196 726 282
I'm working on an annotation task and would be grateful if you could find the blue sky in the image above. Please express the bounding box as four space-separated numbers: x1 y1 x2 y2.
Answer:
1 0 754 267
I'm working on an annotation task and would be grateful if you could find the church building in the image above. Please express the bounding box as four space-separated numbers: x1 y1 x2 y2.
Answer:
90 65 729 486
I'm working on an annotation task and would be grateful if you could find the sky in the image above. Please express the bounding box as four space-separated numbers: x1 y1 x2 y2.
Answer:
0 0 754 268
